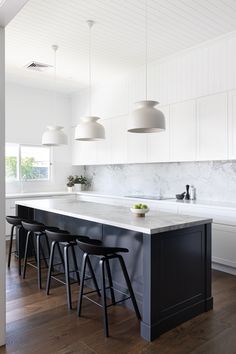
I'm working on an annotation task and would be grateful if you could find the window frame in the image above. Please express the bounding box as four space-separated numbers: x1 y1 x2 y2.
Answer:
5 143 52 183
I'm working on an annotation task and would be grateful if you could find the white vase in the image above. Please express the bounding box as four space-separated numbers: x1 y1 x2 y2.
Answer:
74 184 83 192
67 186 74 193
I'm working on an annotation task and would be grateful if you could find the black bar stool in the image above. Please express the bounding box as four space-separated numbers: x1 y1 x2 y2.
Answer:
45 230 101 310
21 220 59 289
6 216 25 275
77 240 141 337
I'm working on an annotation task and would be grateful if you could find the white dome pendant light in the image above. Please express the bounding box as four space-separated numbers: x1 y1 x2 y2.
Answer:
42 45 67 146
75 20 105 141
128 0 165 133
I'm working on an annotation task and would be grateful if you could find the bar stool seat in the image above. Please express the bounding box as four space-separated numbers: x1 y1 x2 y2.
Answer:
21 220 60 289
6 216 26 275
45 230 101 310
77 240 141 337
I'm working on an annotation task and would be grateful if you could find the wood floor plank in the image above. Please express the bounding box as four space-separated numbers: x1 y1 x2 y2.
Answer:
1 251 236 354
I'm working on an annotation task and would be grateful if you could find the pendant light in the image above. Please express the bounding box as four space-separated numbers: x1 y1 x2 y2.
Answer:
127 0 165 133
74 20 105 141
42 45 68 146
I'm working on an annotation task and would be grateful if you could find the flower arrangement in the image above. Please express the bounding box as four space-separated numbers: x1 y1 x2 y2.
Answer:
66 175 75 188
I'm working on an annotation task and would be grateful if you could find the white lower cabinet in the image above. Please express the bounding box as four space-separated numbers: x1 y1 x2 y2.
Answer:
212 223 236 269
177 203 236 273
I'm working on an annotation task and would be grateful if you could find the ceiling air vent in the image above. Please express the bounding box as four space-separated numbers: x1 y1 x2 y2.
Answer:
25 61 53 72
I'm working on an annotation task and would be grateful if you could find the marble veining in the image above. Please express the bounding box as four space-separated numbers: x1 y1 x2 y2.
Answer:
83 161 236 203
15 198 211 234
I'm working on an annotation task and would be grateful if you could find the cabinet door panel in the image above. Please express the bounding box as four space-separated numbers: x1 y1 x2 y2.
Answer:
212 223 236 268
72 128 97 165
93 78 129 119
111 115 127 164
197 93 228 160
126 133 147 163
96 119 112 164
147 105 170 162
228 90 236 159
170 100 197 161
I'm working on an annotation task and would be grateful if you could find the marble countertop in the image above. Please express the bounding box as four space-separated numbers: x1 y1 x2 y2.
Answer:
15 198 212 234
76 191 236 211
6 191 75 199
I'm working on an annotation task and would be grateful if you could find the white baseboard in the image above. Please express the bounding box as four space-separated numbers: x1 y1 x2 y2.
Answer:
212 262 236 276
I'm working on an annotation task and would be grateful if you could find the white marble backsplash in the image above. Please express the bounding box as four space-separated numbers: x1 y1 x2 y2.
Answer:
82 161 236 202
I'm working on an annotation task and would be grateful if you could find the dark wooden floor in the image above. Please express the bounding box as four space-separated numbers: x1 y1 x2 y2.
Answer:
1 252 236 354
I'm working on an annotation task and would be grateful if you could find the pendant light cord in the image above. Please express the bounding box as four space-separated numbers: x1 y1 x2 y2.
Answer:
54 47 56 118
145 0 148 100
52 44 58 124
87 20 94 116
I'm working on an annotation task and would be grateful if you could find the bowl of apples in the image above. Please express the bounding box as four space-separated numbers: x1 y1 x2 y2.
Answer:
130 203 149 217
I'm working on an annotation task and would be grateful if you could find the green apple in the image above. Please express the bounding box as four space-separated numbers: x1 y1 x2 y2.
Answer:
133 203 148 209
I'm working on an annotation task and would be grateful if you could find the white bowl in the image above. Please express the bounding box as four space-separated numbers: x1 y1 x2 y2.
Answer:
130 207 149 217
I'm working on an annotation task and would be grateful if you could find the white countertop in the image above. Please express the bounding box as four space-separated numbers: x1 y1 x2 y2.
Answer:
15 198 212 234
7 189 236 212
76 191 236 211
6 191 75 199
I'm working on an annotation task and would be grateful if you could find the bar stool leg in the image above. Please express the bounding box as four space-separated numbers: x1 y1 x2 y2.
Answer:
117 255 141 320
87 256 101 297
77 253 88 317
39 234 49 269
71 245 80 284
100 258 109 337
105 259 115 305
22 231 31 279
64 245 72 310
7 225 15 268
36 234 42 289
45 235 51 263
46 241 57 295
57 243 65 272
16 226 21 276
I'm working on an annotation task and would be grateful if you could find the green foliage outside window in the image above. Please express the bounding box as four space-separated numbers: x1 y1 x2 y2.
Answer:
5 156 17 179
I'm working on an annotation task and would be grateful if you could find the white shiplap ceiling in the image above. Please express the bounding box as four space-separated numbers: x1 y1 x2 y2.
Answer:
5 0 236 93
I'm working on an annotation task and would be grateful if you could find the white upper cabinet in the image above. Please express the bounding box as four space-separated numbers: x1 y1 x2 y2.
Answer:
228 90 236 159
197 93 228 161
170 100 197 161
96 119 112 164
147 105 170 162
125 69 147 163
111 115 127 164
72 128 97 165
126 132 147 163
128 68 145 111
92 77 129 119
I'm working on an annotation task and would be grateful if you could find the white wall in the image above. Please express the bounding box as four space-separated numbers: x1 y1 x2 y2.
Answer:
0 26 6 347
5 83 75 194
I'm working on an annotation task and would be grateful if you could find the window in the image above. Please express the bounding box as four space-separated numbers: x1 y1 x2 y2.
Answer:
5 144 51 182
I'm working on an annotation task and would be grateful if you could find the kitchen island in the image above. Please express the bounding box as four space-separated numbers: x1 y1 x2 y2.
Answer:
16 198 213 341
